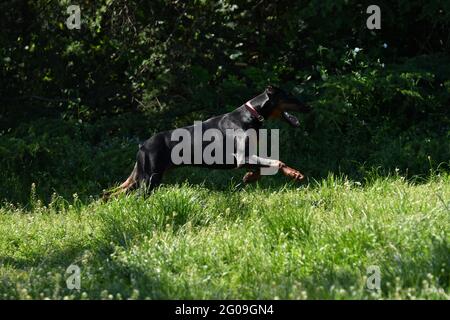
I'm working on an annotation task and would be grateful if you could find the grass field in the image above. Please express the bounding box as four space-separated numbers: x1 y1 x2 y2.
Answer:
0 173 449 299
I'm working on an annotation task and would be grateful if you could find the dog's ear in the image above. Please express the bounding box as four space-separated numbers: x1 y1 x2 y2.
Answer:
266 85 276 96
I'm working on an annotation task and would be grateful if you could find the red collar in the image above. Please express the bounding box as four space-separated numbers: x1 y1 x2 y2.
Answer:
245 102 264 122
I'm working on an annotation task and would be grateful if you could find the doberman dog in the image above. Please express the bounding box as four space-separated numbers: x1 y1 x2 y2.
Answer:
111 85 311 196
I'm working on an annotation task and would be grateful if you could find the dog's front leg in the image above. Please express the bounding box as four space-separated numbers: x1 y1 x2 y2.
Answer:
243 155 304 181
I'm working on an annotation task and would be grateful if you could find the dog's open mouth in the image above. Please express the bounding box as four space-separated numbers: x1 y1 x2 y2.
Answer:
282 111 300 127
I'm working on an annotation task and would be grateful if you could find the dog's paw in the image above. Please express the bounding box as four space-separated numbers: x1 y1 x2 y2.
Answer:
281 166 305 181
243 171 261 183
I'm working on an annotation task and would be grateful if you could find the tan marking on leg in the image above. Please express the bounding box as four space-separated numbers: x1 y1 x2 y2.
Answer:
243 170 261 183
279 163 305 181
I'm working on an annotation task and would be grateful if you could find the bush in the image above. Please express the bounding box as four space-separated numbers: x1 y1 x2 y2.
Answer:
0 1 449 204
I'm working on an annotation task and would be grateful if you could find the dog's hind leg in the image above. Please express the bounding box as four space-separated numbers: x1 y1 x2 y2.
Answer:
141 172 163 194
137 144 171 195
242 169 261 183
106 147 147 199
119 163 138 190
102 162 139 200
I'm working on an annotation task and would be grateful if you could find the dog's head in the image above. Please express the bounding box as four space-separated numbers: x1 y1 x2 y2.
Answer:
262 85 311 127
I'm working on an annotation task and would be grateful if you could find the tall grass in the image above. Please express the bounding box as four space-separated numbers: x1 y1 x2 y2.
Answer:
0 174 448 299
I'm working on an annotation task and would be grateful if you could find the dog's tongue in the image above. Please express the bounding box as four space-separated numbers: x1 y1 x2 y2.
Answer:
282 111 300 127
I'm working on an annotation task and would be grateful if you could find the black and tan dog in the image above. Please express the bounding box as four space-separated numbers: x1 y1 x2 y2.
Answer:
111 85 311 196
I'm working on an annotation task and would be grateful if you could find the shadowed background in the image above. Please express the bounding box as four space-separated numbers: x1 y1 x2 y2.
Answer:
1 0 449 204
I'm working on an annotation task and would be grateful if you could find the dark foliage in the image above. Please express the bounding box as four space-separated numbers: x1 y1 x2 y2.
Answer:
1 1 449 203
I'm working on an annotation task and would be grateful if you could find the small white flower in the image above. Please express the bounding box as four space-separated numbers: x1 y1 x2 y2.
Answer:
383 43 388 49
354 47 361 53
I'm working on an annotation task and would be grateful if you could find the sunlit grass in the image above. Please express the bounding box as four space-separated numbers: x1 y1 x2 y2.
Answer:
0 174 449 299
